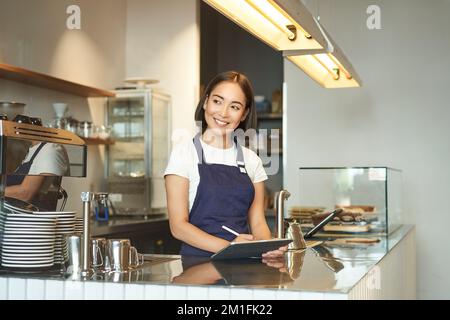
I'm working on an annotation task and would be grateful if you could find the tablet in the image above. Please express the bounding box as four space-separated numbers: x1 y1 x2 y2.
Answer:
210 238 292 260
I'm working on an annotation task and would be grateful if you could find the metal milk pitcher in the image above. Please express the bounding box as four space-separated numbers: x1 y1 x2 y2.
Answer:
284 219 307 250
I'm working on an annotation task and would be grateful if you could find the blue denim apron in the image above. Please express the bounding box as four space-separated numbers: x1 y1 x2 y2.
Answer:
5 142 59 211
6 142 47 186
180 133 255 257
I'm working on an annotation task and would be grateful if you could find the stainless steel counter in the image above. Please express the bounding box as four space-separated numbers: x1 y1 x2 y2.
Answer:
0 225 414 297
85 225 413 293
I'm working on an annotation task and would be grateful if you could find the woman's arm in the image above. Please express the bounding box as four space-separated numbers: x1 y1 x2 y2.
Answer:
165 174 241 253
172 262 222 285
248 181 272 240
5 175 46 202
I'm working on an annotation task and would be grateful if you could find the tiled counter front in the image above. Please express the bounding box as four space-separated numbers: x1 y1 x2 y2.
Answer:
1 278 348 300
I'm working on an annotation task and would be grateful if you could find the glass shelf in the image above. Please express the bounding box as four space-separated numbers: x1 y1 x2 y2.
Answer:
108 114 145 120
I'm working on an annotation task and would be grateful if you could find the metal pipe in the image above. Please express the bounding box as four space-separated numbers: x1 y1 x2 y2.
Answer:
80 192 93 277
275 190 290 238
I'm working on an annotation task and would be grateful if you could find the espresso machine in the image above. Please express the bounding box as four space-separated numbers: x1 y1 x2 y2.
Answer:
0 117 87 271
0 118 87 203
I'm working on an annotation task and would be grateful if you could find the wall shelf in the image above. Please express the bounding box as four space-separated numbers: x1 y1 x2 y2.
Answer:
82 137 115 145
257 113 282 120
0 63 115 97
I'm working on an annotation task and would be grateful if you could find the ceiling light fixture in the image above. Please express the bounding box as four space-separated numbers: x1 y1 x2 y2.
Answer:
203 0 328 51
284 20 362 88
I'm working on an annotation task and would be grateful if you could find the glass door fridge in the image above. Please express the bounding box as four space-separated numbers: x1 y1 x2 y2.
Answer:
106 88 171 216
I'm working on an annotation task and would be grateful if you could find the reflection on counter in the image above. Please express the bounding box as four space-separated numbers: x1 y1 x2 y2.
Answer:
172 251 305 287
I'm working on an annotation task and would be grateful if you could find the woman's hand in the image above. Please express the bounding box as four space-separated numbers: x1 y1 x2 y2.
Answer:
261 245 289 273
261 245 288 259
262 255 288 273
232 234 254 243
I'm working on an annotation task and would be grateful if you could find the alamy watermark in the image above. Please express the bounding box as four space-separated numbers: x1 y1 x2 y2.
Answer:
366 265 381 290
367 5 381 30
171 124 280 176
66 5 81 30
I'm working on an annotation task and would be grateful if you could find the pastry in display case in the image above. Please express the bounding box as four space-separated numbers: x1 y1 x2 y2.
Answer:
298 167 403 235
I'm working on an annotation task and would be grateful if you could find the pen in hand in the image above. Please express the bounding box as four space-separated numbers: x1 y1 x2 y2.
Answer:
222 225 254 244
222 225 240 237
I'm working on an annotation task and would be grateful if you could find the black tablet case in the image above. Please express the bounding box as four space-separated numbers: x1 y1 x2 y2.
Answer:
210 239 292 260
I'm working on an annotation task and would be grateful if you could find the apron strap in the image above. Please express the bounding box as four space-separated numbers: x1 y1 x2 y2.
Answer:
193 133 247 173
29 142 47 163
234 136 247 174
193 133 206 164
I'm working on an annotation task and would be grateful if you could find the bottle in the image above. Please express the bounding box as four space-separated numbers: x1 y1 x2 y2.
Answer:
94 193 110 221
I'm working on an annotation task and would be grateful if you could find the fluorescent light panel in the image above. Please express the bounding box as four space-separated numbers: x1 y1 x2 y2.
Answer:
203 0 328 51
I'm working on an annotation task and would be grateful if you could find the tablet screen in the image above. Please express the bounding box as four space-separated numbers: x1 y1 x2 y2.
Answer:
210 238 292 260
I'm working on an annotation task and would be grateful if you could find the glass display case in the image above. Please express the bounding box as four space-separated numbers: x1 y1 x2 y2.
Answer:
297 167 403 235
106 89 171 215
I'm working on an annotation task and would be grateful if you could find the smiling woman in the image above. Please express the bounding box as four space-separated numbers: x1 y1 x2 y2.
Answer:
195 71 256 139
164 71 287 258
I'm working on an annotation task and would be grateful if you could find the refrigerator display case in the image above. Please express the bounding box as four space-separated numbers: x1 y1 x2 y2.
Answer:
106 89 171 215
298 167 403 235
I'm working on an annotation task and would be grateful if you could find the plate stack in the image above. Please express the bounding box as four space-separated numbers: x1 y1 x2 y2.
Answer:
33 211 76 266
0 211 57 270
74 218 83 233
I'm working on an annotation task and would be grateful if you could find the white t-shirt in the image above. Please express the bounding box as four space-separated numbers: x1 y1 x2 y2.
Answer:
164 137 268 211
24 143 70 176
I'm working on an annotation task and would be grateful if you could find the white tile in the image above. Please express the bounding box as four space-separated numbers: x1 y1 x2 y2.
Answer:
65 281 84 300
104 282 125 300
124 284 145 300
208 287 231 300
26 279 45 300
0 278 8 299
297 291 325 300
8 278 26 300
275 290 300 300
144 285 166 299
187 286 209 300
252 289 276 300
230 288 253 300
84 281 104 300
45 280 65 299
166 285 187 300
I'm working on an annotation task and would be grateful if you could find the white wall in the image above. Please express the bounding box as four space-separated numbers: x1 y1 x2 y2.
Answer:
126 0 200 137
1 0 200 213
285 0 450 299
0 0 127 213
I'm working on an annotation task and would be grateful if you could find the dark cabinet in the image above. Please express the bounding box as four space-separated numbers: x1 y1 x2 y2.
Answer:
92 219 181 254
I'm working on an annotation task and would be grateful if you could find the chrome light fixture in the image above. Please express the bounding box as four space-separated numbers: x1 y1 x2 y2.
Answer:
283 22 362 88
203 0 328 51
203 0 361 88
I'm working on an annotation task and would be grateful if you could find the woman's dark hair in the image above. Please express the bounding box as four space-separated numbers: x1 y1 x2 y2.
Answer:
195 71 256 133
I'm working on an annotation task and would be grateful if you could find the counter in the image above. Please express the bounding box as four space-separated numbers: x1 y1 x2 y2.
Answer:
0 225 415 300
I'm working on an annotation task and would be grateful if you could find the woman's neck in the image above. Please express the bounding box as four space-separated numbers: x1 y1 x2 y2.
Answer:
202 130 233 149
